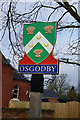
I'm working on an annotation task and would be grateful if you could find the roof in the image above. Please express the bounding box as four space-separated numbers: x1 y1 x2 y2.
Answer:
13 70 30 83
2 58 15 70
42 90 57 99
1 51 15 70
1 51 30 83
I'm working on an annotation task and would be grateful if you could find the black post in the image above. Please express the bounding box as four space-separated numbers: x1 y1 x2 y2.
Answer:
29 74 44 118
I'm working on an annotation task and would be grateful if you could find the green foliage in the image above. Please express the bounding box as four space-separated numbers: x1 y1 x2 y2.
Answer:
67 86 78 100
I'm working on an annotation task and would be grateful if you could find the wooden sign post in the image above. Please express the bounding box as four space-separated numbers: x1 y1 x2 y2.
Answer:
29 74 44 118
18 21 59 118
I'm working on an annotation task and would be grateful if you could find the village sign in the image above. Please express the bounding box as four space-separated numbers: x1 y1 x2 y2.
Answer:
18 22 59 74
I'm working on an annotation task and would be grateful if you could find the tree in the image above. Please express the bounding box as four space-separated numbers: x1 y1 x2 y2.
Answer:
67 86 78 100
47 74 71 97
0 0 80 66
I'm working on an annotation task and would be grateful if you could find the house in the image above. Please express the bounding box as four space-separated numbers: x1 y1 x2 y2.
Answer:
42 90 58 102
1 52 30 107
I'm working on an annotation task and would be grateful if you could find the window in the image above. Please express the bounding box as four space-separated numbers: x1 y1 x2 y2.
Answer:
12 85 19 99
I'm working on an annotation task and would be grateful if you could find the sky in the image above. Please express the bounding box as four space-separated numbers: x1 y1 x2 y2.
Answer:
1 0 79 87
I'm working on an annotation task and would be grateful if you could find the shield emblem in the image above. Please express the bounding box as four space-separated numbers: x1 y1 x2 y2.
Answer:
23 22 56 64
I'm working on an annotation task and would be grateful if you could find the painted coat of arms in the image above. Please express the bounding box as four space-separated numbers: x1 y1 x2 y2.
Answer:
18 22 59 74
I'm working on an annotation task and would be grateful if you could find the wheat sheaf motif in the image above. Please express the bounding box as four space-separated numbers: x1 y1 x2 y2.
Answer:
44 26 54 33
33 49 43 57
26 27 35 34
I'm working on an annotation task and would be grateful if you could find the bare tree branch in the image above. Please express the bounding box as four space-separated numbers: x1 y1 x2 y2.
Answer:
59 58 80 66
1 0 80 66
58 25 80 29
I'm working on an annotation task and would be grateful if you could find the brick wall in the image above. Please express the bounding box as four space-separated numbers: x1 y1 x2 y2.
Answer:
2 53 30 107
0 53 2 108
48 98 57 102
2 61 13 107
13 81 30 101
2 108 54 119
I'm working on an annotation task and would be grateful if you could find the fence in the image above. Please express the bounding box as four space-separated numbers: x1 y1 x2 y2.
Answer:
54 101 79 118
9 100 80 118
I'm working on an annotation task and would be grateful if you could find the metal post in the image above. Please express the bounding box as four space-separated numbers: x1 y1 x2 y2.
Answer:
29 74 44 118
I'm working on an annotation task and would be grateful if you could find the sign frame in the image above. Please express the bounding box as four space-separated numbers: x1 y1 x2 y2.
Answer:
18 21 59 74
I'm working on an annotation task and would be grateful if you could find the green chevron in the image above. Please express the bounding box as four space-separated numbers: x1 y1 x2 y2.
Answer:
27 42 49 64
